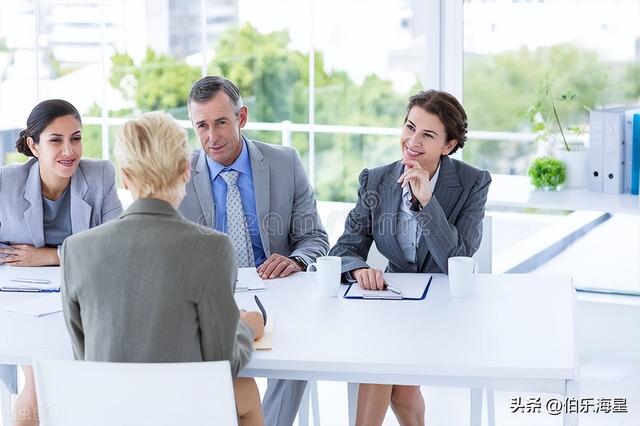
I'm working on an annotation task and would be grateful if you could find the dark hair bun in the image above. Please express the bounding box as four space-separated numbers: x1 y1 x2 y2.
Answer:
15 129 35 157
14 99 81 158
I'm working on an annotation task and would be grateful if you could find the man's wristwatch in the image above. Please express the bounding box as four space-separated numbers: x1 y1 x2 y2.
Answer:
289 255 308 271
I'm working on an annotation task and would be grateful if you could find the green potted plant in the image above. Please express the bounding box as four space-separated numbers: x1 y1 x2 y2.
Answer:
522 78 588 188
528 156 566 191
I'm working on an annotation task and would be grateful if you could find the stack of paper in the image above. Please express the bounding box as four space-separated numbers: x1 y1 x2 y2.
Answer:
0 266 61 292
235 267 266 292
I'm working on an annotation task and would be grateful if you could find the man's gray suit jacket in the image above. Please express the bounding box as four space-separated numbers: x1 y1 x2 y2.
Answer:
179 139 329 266
329 155 491 274
60 198 254 378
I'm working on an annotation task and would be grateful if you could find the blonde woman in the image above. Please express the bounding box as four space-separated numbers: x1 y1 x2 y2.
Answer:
60 112 265 425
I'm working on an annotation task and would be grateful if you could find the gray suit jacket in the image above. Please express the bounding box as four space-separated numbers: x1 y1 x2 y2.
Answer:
61 198 254 378
329 156 491 274
179 139 329 266
0 157 122 246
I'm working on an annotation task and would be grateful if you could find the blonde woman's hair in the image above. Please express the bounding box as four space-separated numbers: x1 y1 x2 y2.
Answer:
116 112 189 199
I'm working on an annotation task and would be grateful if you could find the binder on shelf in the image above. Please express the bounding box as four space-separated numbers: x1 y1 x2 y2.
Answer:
623 108 640 193
632 114 640 195
602 107 627 194
588 109 605 192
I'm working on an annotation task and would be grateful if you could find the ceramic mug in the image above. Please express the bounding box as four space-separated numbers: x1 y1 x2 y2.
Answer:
448 256 478 298
308 256 342 298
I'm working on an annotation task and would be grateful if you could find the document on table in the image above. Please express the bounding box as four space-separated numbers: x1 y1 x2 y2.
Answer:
344 273 432 300
235 267 266 292
0 266 61 292
0 293 62 316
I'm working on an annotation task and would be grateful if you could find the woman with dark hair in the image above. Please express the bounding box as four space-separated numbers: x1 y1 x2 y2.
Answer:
0 99 122 425
329 90 492 426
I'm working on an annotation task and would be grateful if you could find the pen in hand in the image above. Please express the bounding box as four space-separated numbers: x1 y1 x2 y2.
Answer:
254 295 267 326
383 283 402 295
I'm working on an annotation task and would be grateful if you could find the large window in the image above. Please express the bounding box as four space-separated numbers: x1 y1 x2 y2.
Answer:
3 1 640 188
0 0 441 202
463 0 640 175
0 0 38 165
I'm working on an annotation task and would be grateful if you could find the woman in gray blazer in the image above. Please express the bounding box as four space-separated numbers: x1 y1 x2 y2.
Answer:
329 90 491 426
0 99 122 426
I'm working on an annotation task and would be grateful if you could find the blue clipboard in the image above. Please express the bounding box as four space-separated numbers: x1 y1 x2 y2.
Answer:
344 275 432 300
0 288 60 293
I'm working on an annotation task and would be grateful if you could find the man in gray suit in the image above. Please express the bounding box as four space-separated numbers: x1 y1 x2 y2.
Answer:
179 76 329 426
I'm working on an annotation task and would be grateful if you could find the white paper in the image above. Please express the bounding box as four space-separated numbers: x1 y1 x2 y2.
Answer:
0 293 62 316
0 266 61 292
235 267 266 292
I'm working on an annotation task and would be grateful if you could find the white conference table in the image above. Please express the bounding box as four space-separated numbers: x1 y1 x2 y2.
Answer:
0 271 579 425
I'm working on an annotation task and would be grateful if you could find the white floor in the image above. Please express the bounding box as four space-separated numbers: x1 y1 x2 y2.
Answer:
279 367 640 426
2 370 638 426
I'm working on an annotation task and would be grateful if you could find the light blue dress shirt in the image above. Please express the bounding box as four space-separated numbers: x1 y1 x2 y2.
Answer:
206 138 267 266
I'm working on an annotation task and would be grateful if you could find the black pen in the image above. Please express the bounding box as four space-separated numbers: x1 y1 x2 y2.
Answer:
407 182 422 211
254 295 267 326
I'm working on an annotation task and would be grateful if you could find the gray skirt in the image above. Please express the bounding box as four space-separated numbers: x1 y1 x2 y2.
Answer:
0 364 18 394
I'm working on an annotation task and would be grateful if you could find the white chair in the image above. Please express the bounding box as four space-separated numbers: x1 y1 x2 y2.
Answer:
34 360 238 426
303 208 493 426
474 215 493 274
1 383 12 425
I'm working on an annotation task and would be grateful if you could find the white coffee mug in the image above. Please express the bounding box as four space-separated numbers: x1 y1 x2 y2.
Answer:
308 256 342 298
448 256 478 298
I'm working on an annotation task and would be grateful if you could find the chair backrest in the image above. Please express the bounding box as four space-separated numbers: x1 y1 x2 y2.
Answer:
34 360 237 426
473 215 493 273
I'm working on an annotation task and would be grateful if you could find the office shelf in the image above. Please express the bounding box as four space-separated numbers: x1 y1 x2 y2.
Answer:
488 174 640 213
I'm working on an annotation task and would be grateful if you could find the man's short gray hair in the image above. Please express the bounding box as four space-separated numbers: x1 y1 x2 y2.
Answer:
188 76 244 114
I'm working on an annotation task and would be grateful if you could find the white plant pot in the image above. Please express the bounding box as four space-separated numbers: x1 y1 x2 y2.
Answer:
556 149 587 188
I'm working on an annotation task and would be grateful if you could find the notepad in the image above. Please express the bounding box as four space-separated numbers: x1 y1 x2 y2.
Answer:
253 317 274 351
344 273 432 300
0 266 61 292
235 268 266 292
